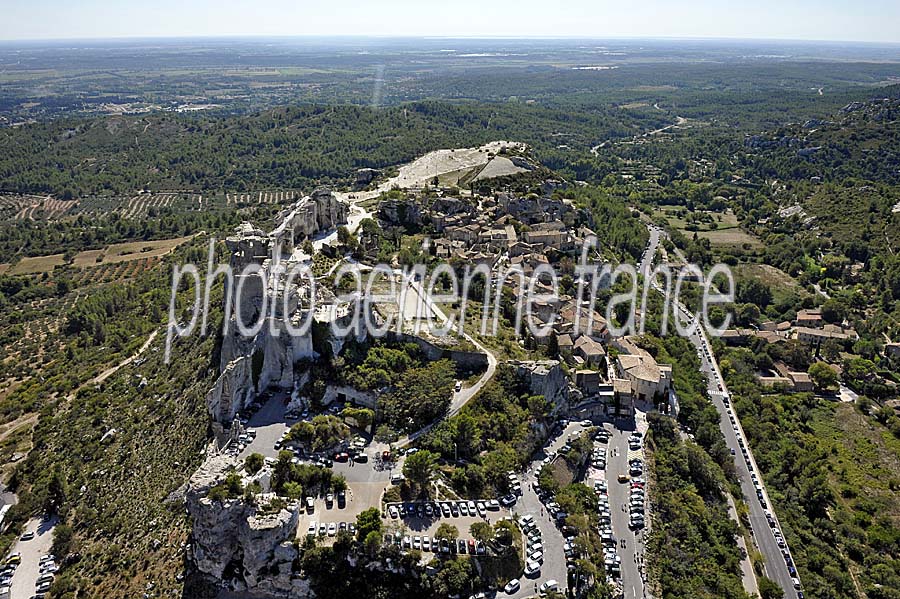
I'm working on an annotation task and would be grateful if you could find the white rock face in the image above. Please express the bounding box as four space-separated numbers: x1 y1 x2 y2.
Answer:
206 356 255 425
258 325 295 391
186 456 305 597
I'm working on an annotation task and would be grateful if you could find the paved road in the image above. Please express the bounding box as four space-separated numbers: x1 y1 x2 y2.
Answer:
641 224 799 598
605 420 648 599
688 322 799 599
9 516 56 599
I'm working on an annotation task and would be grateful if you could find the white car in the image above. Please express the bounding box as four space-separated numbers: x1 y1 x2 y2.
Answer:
504 579 521 594
524 560 541 576
307 522 317 536
540 579 560 594
388 505 399 518
422 536 431 552
327 522 337 536
528 550 544 563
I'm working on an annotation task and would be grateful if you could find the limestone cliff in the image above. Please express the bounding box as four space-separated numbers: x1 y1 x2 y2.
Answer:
206 356 255 425
186 455 310 597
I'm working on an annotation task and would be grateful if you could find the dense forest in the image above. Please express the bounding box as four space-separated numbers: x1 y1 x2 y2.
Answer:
0 102 661 197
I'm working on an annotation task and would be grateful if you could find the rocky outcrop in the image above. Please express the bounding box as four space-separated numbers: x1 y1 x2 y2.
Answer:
272 188 349 249
510 359 570 406
240 504 300 589
186 455 307 597
356 168 380 186
378 198 422 227
208 192 346 425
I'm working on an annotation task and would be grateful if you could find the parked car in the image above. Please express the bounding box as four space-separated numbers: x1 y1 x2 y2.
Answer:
540 579 560 594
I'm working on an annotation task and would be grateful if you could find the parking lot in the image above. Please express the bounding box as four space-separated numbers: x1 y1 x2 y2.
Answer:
234 392 293 462
6 515 57 599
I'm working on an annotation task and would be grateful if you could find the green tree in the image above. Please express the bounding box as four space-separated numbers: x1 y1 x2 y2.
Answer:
356 507 382 542
374 424 398 443
758 576 784 599
736 278 772 308
451 412 481 458
245 452 264 474
272 450 295 493
469 521 493 543
44 466 67 515
403 450 437 490
808 362 839 390
363 530 382 555
283 481 304 500
435 523 459 543
342 406 375 431
51 523 75 558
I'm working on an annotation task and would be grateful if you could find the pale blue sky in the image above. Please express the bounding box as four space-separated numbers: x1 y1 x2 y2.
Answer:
1 0 898 43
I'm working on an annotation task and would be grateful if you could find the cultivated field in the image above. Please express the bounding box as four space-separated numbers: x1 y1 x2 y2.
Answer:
1 235 194 275
655 206 762 248
0 194 77 220
695 229 763 249
226 190 300 205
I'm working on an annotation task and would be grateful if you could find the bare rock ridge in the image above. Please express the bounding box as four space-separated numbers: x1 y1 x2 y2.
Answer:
206 189 347 426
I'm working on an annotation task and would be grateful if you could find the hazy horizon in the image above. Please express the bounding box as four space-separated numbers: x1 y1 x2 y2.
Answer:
3 0 900 44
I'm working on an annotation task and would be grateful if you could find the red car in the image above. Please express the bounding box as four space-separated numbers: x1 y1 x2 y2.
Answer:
334 452 350 462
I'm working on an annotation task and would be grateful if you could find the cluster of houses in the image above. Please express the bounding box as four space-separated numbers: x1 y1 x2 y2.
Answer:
720 308 860 392
381 189 598 273
376 185 677 417
722 308 859 350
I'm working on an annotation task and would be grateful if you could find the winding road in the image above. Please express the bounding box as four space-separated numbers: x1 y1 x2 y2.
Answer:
392 273 497 448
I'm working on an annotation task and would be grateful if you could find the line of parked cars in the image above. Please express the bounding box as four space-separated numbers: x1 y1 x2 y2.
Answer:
594 480 622 578
506 513 559 595
306 520 356 538
386 498 501 520
699 319 804 598
303 489 346 514
0 554 16 598
0 551 56 599
520 513 543 578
